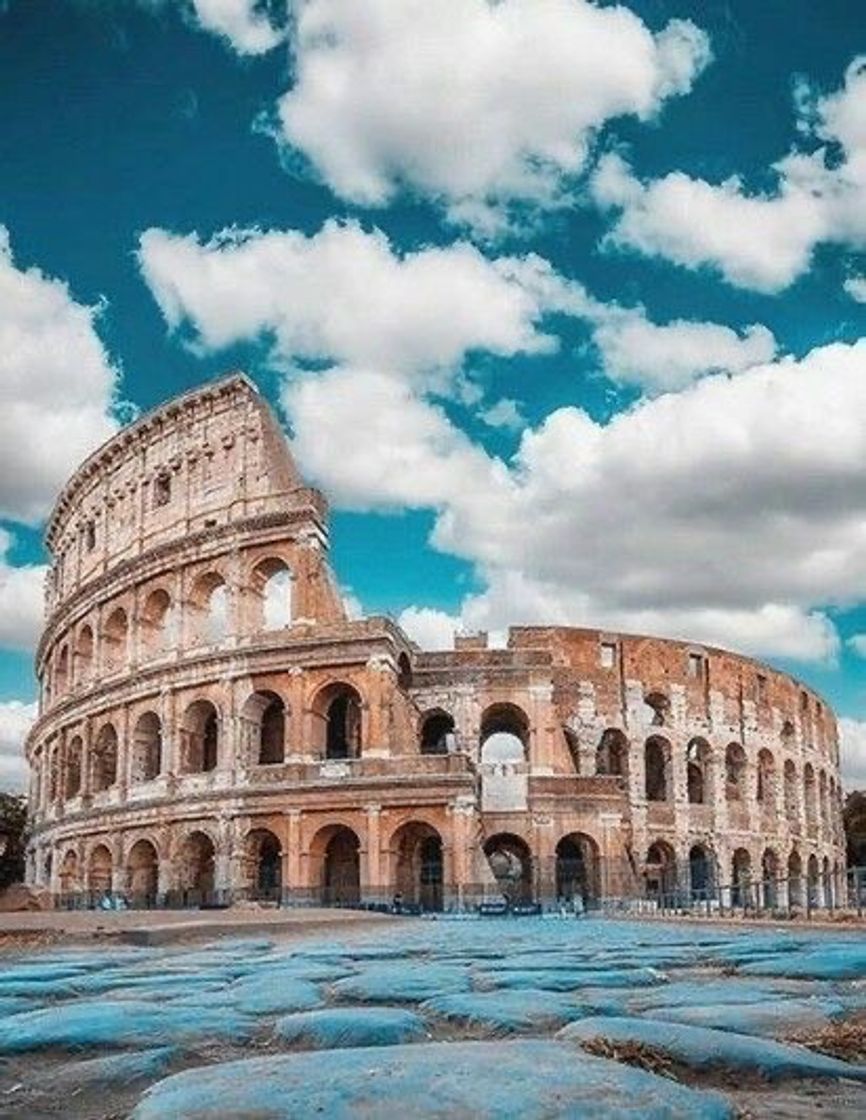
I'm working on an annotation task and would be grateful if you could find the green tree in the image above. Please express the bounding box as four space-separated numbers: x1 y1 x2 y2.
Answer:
0 793 27 890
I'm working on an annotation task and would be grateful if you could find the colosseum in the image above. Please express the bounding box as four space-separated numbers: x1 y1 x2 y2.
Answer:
24 374 847 913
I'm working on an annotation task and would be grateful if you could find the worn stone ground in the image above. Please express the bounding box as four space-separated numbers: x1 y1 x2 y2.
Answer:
0 914 864 1119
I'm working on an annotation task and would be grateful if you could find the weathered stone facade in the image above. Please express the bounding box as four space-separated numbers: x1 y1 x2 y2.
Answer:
24 375 846 910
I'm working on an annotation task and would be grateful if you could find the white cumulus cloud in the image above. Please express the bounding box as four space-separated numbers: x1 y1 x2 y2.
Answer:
839 717 866 789
275 0 710 232
0 700 36 794
593 56 866 292
186 0 286 54
0 531 46 653
0 226 120 523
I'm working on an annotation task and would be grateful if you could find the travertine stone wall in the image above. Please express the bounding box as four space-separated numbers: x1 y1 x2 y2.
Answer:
25 375 846 908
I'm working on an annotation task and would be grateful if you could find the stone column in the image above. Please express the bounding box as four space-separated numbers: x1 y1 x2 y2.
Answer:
364 804 382 901
285 809 302 897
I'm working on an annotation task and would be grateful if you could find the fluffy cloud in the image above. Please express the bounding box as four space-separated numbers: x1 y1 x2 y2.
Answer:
593 56 866 292
138 221 571 392
274 0 710 231
0 532 46 653
186 1 286 54
397 606 462 652
844 275 866 302
839 717 866 789
0 227 120 523
0 700 36 793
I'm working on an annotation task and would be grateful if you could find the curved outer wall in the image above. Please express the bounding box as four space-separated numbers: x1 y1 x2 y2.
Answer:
25 375 847 909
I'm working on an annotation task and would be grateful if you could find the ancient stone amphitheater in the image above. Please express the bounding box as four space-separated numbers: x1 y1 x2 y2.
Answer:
25 375 846 912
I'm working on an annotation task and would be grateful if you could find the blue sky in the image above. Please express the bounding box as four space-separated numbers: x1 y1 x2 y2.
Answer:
2 0 866 787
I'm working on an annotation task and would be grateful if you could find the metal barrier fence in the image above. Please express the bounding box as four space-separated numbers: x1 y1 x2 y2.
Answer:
54 865 866 918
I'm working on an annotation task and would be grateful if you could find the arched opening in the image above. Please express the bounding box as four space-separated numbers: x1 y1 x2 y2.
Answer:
480 703 529 750
141 588 174 657
483 833 533 904
645 841 677 901
102 607 129 673
644 691 670 726
127 839 159 905
392 822 444 911
756 749 776 807
788 849 804 909
731 847 752 907
419 710 455 755
246 828 282 900
596 728 628 777
686 737 711 804
725 743 747 801
59 850 80 895
178 831 216 902
689 844 713 899
562 726 581 774
48 745 61 803
819 770 828 832
822 855 832 907
804 764 817 830
315 684 362 759
88 844 112 896
315 826 361 905
64 736 82 800
91 723 118 792
761 848 780 908
807 853 820 907
397 653 412 690
131 712 162 782
251 557 292 631
555 833 600 907
181 700 219 773
55 645 70 696
242 690 286 765
644 736 671 802
784 759 799 819
75 624 94 684
191 572 230 645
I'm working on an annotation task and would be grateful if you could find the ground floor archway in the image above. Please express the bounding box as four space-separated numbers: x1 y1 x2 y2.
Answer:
555 833 600 907
391 821 444 911
127 839 159 905
483 833 533 904
311 825 361 905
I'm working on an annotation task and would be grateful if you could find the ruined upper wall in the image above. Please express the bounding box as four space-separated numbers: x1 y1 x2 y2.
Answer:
44 374 326 612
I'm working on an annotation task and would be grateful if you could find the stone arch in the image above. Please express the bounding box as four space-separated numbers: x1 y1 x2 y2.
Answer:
804 763 817 830
731 847 752 906
807 852 820 906
788 848 804 909
390 821 444 911
756 749 776 807
48 742 62 803
102 606 129 673
55 644 70 696
822 854 832 906
689 843 714 898
483 832 533 904
562 725 581 774
250 556 292 631
644 736 671 802
242 690 287 765
644 691 670 726
64 736 82 800
177 829 216 900
180 699 219 773
245 827 282 899
784 759 799 818
555 832 600 906
190 571 230 645
126 838 159 904
131 711 162 783
75 623 94 683
310 824 361 905
397 653 412 690
87 843 113 895
596 728 628 777
480 703 530 751
761 847 780 908
313 682 363 760
819 769 829 832
725 742 747 801
91 722 118 791
686 737 711 804
141 587 174 657
645 840 677 899
419 709 455 755
59 848 80 894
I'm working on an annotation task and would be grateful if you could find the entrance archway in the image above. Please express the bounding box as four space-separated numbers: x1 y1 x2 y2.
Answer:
127 839 159 905
88 844 113 896
483 833 533 904
246 828 282 899
391 822 444 911
314 825 361 905
555 833 600 907
178 831 216 902
645 841 677 901
689 844 713 899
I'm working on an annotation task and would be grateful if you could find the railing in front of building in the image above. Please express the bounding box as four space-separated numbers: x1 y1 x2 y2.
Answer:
53 865 866 920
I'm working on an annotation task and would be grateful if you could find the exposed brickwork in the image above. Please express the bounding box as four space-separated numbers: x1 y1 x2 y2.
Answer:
24 376 846 909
